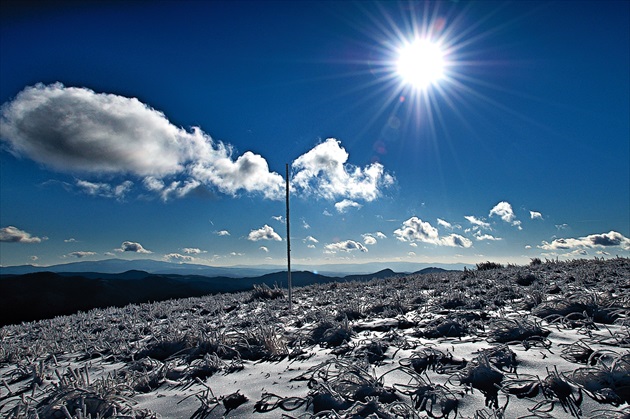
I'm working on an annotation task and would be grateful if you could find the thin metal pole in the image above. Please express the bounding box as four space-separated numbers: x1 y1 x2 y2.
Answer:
285 163 292 310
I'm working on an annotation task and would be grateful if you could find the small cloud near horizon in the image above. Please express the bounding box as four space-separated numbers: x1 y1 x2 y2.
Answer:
64 251 97 258
116 241 152 254
324 240 368 254
164 253 194 262
539 230 630 251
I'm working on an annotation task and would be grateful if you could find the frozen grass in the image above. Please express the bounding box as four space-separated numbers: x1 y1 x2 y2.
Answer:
0 257 628 418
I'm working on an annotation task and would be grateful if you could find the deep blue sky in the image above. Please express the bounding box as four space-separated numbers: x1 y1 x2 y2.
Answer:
1 1 628 268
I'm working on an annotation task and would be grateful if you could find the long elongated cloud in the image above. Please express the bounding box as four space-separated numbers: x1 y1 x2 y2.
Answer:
0 84 284 199
1 84 394 202
539 231 630 251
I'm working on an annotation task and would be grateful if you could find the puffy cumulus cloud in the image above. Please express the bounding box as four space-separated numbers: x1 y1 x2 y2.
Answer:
304 236 319 243
539 231 630 251
116 241 152 253
489 201 521 228
76 179 133 200
216 230 230 236
0 226 46 243
393 217 472 248
394 217 439 243
164 253 194 262
1 83 284 200
464 216 490 229
190 148 284 200
335 199 362 213
248 225 282 241
530 211 543 220
291 138 394 202
362 234 377 245
65 251 97 258
324 240 368 253
375 232 387 239
183 248 206 254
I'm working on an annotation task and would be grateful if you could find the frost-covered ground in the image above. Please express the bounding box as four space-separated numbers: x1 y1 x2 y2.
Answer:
1 258 629 418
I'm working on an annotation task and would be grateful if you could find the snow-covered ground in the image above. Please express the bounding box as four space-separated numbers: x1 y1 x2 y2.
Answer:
1 258 628 418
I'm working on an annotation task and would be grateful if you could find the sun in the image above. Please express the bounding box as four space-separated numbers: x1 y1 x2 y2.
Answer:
396 38 446 90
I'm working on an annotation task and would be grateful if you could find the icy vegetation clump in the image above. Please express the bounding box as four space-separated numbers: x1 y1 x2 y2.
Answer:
0 257 629 418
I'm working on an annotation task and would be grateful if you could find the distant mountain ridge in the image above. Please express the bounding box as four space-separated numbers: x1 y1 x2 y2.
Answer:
0 267 451 326
0 258 468 277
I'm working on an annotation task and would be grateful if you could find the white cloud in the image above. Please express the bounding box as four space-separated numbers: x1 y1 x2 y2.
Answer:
556 224 570 230
530 211 543 220
291 138 394 202
248 225 282 241
323 210 333 217
409 242 418 247
272 215 285 223
259 246 269 253
464 215 491 229
64 238 78 243
216 230 230 236
65 251 96 258
190 148 284 200
183 248 206 254
116 241 152 253
1 83 284 200
489 201 521 228
324 240 368 253
394 217 439 243
302 219 311 229
393 217 472 248
76 179 133 200
164 253 194 262
441 234 473 248
437 218 452 229
539 231 630 251
408 251 416 256
304 236 319 243
142 177 200 201
375 231 387 239
475 233 502 241
335 199 362 213
307 244 316 249
363 234 377 245
0 226 46 243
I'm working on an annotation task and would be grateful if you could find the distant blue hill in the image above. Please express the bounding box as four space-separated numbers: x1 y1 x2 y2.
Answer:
0 258 277 277
0 258 468 277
